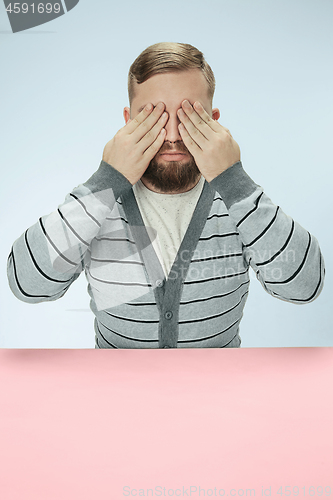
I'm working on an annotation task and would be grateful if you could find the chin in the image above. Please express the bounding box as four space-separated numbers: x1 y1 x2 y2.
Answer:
142 158 201 192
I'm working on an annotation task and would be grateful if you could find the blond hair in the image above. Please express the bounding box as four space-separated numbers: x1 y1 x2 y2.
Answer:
128 42 215 106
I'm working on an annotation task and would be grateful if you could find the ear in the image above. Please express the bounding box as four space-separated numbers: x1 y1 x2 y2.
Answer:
212 107 220 121
123 106 131 124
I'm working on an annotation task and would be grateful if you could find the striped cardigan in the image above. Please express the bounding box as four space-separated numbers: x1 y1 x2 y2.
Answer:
7 160 325 348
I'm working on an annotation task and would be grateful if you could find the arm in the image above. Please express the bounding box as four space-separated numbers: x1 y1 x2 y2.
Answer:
210 162 325 303
7 162 132 303
177 100 325 303
7 102 168 303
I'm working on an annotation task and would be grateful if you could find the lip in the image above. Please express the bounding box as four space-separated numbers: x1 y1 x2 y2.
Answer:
160 152 187 161
161 152 185 155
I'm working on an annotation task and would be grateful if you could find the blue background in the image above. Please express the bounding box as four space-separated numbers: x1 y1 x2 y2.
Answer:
0 0 331 347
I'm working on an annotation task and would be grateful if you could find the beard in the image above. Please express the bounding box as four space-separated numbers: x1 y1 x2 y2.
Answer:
141 143 201 193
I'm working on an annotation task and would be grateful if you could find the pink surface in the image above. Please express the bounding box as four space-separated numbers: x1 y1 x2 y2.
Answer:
0 348 332 499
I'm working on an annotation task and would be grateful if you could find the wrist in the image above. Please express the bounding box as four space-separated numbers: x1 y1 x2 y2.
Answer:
209 161 259 209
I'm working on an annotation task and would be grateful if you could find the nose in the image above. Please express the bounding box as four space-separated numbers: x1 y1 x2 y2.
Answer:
163 111 182 144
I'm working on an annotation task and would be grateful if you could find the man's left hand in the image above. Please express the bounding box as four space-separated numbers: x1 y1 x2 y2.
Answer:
177 100 241 182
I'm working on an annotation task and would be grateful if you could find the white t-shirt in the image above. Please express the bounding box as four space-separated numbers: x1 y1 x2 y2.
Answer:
132 176 205 277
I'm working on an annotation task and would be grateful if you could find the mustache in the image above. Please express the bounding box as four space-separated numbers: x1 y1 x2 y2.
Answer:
159 143 188 154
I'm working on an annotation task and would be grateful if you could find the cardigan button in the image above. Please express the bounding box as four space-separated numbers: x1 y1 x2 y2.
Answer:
155 279 164 287
164 311 173 320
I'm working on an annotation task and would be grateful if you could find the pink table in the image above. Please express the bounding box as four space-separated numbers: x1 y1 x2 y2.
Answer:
0 348 332 499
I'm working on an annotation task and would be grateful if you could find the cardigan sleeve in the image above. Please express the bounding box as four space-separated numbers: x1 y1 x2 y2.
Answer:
7 160 133 303
209 161 325 303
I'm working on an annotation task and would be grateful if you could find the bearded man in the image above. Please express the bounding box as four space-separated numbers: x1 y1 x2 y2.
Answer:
7 42 325 348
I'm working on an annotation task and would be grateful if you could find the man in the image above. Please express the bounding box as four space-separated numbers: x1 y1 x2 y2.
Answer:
7 42 325 349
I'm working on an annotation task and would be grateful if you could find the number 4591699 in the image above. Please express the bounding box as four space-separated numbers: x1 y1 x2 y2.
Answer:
5 3 61 14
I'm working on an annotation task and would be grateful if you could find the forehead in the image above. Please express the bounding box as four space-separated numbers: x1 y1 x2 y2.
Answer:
132 69 210 111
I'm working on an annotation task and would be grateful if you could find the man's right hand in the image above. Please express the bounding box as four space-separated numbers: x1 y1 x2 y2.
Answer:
102 102 168 185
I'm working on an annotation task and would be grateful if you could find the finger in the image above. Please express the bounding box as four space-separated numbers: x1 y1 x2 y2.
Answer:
178 122 202 155
125 104 155 135
221 125 233 137
132 102 166 143
177 108 208 149
184 100 221 134
192 101 234 140
180 101 213 140
143 127 166 159
140 111 168 151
